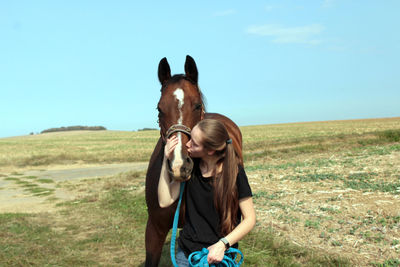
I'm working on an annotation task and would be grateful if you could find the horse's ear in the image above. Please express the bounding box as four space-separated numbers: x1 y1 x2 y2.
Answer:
184 55 198 84
158 57 171 86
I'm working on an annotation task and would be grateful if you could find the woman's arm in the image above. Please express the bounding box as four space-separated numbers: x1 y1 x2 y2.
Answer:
225 196 256 244
158 136 182 208
207 196 256 263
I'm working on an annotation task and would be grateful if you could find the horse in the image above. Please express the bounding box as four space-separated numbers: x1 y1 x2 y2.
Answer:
145 55 243 266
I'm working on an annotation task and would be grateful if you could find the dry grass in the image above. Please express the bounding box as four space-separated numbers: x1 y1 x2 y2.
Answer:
0 130 159 171
1 117 400 266
242 117 400 266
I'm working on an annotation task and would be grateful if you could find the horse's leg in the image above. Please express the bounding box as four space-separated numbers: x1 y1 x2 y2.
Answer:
145 217 169 267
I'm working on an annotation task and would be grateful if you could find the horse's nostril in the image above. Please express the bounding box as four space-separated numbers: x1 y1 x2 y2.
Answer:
186 157 193 167
180 156 193 174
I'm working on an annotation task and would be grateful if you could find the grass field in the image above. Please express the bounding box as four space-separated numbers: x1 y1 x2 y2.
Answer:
0 130 157 170
1 117 400 266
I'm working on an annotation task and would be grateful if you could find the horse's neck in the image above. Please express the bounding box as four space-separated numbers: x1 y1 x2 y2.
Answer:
148 137 165 170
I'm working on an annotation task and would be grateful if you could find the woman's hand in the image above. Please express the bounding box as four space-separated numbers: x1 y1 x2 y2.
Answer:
158 135 181 208
207 240 226 264
165 135 178 159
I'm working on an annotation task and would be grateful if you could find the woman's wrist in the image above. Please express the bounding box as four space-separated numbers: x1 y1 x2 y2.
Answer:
219 237 230 250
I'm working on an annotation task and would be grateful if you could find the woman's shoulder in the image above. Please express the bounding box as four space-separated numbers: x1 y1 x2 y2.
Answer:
237 164 246 177
236 164 252 198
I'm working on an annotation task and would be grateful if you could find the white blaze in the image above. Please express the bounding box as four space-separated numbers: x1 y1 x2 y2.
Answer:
172 89 184 167
174 88 184 124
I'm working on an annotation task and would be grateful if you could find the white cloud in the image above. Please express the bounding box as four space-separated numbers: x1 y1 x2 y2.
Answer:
327 45 348 52
213 9 236 17
246 24 325 45
264 5 274 11
322 0 335 8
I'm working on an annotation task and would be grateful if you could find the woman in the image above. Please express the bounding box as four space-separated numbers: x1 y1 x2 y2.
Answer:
158 119 256 266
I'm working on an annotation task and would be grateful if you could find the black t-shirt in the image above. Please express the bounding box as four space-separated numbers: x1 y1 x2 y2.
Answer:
178 163 252 257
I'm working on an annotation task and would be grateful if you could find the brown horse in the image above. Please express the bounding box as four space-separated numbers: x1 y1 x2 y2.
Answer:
145 55 243 266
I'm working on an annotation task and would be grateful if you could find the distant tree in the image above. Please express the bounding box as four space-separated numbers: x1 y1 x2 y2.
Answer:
41 126 107 134
137 128 158 131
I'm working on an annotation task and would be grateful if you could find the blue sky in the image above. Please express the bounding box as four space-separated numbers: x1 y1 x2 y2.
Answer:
1 1 399 138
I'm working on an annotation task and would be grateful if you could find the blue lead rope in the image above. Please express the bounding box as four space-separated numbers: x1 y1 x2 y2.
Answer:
170 181 186 267
170 182 244 267
188 247 243 267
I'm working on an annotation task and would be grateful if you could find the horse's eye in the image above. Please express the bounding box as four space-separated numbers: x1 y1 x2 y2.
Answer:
194 103 202 111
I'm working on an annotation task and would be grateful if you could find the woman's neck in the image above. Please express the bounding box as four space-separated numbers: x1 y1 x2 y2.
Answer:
200 156 221 178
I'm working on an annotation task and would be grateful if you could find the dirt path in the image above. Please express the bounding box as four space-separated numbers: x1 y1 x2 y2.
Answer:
24 162 148 182
0 162 148 213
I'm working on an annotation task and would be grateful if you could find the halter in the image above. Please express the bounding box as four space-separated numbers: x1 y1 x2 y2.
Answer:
162 124 192 142
162 124 193 181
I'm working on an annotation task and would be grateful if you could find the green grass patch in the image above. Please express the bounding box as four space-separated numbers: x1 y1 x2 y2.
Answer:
22 176 38 179
356 129 400 146
343 173 400 194
319 206 341 214
241 227 350 266
362 144 400 156
286 173 341 182
376 129 400 142
331 240 342 247
21 183 39 188
15 180 31 185
292 144 328 153
305 220 320 229
253 191 283 200
277 214 301 224
10 172 24 176
101 189 148 225
24 187 55 196
245 161 312 172
0 213 93 266
3 175 56 197
4 177 20 181
347 172 378 180
372 258 400 267
360 231 385 243
37 178 54 183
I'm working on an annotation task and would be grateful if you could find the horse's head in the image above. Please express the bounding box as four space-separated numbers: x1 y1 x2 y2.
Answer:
157 55 205 182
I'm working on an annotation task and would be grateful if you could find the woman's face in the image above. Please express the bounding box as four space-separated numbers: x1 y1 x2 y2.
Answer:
186 125 206 158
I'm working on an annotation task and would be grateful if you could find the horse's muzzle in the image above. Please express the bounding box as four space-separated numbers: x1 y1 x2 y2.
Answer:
167 156 193 182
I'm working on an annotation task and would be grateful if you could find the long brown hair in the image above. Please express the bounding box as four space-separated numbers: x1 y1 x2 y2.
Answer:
196 119 239 236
